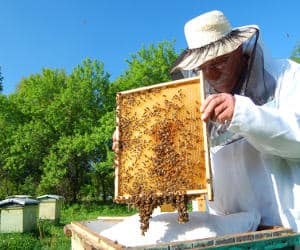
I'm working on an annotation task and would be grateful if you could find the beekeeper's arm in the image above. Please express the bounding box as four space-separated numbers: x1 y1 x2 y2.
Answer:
228 65 300 159
200 69 300 159
228 93 300 159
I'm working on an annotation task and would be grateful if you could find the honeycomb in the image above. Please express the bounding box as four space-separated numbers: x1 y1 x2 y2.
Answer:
114 77 212 234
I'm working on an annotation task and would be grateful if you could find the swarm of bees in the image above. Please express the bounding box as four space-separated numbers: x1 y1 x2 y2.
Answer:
115 83 207 235
115 191 199 235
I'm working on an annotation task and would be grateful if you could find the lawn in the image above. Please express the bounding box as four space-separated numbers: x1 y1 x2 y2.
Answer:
0 201 137 250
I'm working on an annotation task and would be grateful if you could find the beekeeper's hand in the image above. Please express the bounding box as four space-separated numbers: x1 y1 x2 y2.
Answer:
200 93 235 124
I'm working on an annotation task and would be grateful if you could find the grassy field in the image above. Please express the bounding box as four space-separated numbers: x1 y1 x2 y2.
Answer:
0 201 137 250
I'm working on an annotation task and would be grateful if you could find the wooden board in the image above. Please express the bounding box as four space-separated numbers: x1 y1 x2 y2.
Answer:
114 76 213 202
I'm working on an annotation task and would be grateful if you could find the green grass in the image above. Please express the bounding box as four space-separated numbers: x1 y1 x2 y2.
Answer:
0 201 137 250
61 200 137 223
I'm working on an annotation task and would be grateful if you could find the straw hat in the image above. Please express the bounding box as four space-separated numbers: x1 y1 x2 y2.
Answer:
171 10 258 73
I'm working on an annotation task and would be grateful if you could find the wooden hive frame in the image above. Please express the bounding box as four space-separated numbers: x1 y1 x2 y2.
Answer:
114 75 213 203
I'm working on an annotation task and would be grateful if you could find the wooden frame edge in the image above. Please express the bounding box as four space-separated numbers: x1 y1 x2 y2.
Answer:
199 71 214 201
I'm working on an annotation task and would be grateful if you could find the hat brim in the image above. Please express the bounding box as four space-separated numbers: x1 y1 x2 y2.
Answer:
171 26 258 74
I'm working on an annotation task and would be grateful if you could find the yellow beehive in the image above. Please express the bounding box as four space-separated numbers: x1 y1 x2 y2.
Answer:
114 76 213 203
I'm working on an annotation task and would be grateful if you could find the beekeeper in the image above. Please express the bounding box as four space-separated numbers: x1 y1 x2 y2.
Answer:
170 10 300 231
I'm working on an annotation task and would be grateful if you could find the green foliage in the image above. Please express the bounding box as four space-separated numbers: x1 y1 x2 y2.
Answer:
0 233 42 250
0 220 70 249
0 94 25 198
290 41 300 63
110 40 178 97
0 59 114 202
61 200 136 223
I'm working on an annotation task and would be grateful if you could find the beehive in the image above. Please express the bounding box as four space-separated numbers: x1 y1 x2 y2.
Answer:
114 76 213 234
0 198 39 233
37 194 64 221
64 218 300 250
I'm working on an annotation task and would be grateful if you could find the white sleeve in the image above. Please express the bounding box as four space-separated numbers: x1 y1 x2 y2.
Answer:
228 95 300 159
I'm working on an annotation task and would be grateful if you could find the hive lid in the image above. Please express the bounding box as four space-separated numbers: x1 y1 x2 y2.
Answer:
6 195 33 199
37 194 64 200
0 198 39 208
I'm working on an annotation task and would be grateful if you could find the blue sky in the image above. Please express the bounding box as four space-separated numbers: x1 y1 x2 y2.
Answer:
1 0 300 95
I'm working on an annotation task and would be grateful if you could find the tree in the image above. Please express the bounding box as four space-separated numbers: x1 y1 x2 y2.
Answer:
5 59 113 202
3 69 67 196
36 59 112 202
110 40 178 96
0 95 24 198
290 42 300 63
86 111 116 200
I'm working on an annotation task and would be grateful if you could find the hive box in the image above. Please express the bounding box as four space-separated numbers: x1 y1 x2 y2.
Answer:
114 76 213 204
64 217 300 250
0 198 39 233
37 194 64 221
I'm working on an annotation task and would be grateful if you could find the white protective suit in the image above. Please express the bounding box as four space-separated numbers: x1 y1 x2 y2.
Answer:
208 52 300 231
172 26 300 233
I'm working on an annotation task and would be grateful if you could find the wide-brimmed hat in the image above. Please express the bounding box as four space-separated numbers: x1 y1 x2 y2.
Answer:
171 10 258 74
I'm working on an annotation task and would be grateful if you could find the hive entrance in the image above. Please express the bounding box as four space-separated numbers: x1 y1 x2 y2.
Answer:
114 77 212 234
